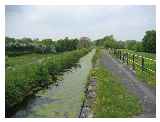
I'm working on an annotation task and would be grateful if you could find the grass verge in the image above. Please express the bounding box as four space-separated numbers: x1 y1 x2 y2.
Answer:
92 48 100 67
90 67 142 117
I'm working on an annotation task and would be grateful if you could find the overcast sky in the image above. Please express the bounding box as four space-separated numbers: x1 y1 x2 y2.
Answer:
5 5 155 41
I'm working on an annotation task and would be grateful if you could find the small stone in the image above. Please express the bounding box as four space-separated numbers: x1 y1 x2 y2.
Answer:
88 91 96 98
88 85 92 91
90 78 96 83
90 82 96 86
88 113 93 118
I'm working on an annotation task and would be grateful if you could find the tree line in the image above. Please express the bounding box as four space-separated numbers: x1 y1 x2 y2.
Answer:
5 36 91 56
6 29 156 56
95 30 156 53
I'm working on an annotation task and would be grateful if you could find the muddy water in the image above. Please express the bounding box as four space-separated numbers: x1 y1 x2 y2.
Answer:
13 50 95 118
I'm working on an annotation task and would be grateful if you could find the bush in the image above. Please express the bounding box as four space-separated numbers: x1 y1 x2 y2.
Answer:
35 64 50 86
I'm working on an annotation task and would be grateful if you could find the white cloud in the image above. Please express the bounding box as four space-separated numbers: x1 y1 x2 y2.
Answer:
5 5 155 41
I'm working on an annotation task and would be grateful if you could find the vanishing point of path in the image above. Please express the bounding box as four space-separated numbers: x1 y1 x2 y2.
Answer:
100 49 156 118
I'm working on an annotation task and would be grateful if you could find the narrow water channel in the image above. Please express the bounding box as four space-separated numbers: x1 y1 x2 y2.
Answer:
13 49 95 118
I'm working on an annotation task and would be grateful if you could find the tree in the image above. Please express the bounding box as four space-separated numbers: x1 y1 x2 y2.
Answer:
116 41 125 49
41 39 56 53
142 30 156 53
55 37 80 52
5 37 34 53
5 37 56 55
95 35 125 49
125 40 137 50
5 37 16 51
95 38 105 46
104 35 117 49
135 42 143 52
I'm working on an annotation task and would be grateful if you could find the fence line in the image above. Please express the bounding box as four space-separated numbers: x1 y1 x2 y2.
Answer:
126 52 156 62
108 48 156 84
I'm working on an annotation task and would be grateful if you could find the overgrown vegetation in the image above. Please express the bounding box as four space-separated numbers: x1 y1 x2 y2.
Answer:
90 67 142 117
6 49 89 110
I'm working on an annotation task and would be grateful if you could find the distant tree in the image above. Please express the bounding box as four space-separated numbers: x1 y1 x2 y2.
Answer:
116 40 125 49
142 30 156 53
5 37 56 55
135 41 143 52
21 37 33 43
95 35 125 49
69 38 79 50
5 37 16 51
125 40 137 50
41 39 56 53
5 37 34 52
95 38 105 46
104 35 117 49
55 37 79 52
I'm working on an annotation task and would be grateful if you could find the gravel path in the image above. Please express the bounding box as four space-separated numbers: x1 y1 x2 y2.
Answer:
100 50 156 118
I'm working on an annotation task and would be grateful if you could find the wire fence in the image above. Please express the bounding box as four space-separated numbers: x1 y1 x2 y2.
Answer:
108 48 156 86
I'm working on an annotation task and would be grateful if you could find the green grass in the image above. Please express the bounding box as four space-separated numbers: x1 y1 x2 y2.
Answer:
6 53 52 68
6 49 89 109
90 67 142 117
92 48 100 67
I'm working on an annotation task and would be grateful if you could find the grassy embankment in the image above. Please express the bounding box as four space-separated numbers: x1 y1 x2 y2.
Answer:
90 49 142 117
6 48 89 110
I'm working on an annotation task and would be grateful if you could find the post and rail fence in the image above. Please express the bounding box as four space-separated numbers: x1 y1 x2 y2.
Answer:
107 48 156 86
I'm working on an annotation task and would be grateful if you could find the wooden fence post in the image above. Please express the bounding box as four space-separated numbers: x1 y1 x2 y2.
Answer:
117 50 119 58
120 51 121 60
115 49 117 57
132 54 135 70
142 57 144 72
122 53 125 63
126 53 128 65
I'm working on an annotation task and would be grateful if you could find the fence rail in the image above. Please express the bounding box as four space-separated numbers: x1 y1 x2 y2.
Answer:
108 48 156 86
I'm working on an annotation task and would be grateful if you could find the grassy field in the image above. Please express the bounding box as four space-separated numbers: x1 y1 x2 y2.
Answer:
90 67 142 117
122 49 156 60
6 49 89 110
6 53 52 68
